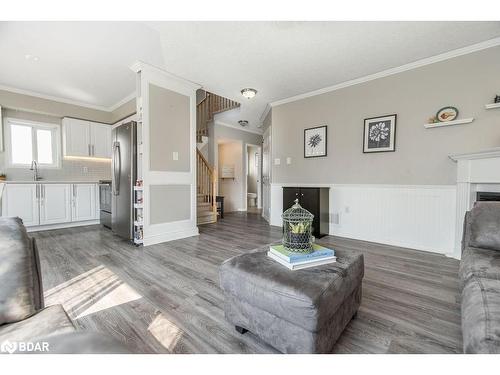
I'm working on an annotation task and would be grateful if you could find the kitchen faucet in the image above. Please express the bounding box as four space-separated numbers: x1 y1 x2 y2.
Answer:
30 160 41 181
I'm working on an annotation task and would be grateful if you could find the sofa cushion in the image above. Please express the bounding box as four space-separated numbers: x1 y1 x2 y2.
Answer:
461 277 500 353
460 246 500 288
469 202 500 251
0 217 43 325
0 304 75 343
220 248 364 332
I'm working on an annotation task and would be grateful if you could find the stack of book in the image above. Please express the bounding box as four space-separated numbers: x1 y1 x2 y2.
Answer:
267 244 336 270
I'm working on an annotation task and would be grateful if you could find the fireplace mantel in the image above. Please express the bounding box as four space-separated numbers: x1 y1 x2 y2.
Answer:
449 147 500 258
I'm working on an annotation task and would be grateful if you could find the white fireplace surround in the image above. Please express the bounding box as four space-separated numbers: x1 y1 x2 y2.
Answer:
449 147 500 259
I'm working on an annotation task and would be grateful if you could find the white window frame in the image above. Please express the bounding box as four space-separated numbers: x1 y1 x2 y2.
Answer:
4 117 61 169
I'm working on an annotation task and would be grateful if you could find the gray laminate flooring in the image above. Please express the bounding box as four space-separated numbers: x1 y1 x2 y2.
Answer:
32 212 462 353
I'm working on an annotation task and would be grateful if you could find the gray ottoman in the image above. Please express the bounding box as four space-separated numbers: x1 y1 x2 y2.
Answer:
220 247 364 353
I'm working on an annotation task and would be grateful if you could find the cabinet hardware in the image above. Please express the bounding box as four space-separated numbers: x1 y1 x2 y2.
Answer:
92 145 95 156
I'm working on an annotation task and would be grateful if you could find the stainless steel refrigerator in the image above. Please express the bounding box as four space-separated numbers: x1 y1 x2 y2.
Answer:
111 121 137 240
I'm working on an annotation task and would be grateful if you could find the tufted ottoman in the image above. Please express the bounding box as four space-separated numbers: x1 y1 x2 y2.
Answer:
219 247 364 353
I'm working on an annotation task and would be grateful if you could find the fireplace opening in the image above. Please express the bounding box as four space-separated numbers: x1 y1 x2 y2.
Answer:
476 192 500 202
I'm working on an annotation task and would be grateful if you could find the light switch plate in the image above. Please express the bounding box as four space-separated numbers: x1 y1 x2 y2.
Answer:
274 158 281 165
173 152 179 161
286 157 292 165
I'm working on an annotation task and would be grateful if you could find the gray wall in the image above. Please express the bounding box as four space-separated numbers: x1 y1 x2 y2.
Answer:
149 184 191 224
0 89 112 123
0 108 111 182
272 46 500 185
149 83 190 172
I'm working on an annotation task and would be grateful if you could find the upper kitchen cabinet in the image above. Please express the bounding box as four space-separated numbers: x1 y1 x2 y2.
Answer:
62 117 112 158
91 123 112 158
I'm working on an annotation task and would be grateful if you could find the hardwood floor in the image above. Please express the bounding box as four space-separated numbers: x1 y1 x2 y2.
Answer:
32 212 462 354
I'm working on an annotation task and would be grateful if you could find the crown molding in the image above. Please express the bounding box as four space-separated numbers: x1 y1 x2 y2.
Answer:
0 83 112 112
270 37 500 108
216 120 264 135
130 60 201 91
108 91 136 112
259 104 272 125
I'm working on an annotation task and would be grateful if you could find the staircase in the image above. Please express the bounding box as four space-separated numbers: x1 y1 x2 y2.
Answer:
196 91 240 142
197 149 217 224
196 90 240 225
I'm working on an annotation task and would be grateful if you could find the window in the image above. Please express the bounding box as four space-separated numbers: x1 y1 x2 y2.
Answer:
5 118 61 168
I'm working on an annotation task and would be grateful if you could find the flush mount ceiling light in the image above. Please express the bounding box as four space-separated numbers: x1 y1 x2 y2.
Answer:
241 88 257 99
238 120 249 127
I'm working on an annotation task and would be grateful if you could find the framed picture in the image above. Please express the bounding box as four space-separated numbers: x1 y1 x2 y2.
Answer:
363 114 397 153
304 125 327 158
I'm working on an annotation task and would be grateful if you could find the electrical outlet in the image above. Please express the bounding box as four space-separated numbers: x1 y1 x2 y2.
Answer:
274 158 281 165
83 166 88 174
286 157 292 165
173 152 179 161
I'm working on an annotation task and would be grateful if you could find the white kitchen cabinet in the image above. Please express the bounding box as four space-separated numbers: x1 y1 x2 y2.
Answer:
63 118 111 158
63 118 92 157
91 123 112 158
2 184 39 227
39 184 72 225
72 183 97 221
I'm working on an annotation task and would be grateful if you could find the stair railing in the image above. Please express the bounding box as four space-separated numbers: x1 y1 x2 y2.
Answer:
196 149 217 216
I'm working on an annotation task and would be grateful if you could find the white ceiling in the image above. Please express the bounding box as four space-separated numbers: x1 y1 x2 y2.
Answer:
1 21 500 131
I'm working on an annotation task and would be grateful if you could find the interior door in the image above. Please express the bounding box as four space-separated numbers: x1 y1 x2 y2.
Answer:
63 118 91 157
2 184 39 227
39 184 71 225
91 123 112 158
262 127 271 221
72 184 96 221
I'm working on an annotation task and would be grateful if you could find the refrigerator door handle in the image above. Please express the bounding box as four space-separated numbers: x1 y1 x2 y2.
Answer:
112 141 121 196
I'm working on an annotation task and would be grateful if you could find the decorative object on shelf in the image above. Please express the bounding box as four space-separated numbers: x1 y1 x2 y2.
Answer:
304 125 327 158
423 118 474 129
363 114 396 153
495 95 500 104
220 164 235 179
238 120 249 127
282 199 314 253
436 106 459 122
135 179 143 187
0 174 6 181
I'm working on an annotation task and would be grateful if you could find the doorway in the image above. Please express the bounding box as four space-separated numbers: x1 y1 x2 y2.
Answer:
245 143 262 214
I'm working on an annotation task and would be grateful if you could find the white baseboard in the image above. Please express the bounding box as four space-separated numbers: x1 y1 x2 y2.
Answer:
27 220 100 232
143 227 199 246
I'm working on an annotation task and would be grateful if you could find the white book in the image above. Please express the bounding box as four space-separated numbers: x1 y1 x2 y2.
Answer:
267 252 337 270
269 247 336 264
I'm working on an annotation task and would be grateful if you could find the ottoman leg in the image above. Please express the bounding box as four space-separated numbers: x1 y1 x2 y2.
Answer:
235 325 248 335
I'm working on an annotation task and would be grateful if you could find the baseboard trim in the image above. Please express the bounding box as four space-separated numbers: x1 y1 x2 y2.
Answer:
26 220 100 232
143 227 199 246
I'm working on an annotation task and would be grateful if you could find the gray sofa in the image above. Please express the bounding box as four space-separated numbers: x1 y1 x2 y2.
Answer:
460 202 500 354
0 217 129 354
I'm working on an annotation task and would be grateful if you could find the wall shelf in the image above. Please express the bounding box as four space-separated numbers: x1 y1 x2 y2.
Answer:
134 203 143 209
133 186 143 191
134 221 143 226
424 118 474 129
485 103 500 110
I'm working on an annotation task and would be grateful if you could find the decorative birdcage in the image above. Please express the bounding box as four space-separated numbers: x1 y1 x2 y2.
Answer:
282 199 314 253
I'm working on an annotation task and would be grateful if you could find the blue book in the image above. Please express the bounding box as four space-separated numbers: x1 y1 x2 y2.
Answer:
269 244 335 264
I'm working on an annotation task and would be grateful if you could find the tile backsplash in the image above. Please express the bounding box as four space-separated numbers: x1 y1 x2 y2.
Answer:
0 153 111 182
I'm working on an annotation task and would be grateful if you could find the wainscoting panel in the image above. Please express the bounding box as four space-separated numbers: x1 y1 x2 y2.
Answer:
270 183 457 256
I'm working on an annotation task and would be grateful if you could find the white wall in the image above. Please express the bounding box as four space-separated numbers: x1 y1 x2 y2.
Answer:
218 141 244 212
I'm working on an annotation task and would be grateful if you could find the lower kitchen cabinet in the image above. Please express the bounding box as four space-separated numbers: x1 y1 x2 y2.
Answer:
2 184 39 227
2 183 99 229
72 183 97 221
39 184 72 225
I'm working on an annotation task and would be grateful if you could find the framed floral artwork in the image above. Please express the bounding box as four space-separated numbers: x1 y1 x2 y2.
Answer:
304 125 327 158
363 114 397 153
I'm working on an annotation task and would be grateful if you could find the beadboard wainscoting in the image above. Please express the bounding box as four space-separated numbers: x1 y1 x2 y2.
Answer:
270 183 457 257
